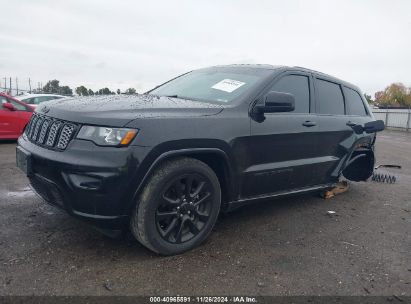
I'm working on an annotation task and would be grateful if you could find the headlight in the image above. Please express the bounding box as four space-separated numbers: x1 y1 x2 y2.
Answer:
76 126 138 146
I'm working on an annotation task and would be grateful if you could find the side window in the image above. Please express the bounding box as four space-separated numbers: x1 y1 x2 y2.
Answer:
41 96 55 102
33 97 43 104
0 96 8 105
344 87 367 116
9 99 27 111
48 96 62 101
22 98 34 104
27 97 43 104
316 79 345 115
270 75 310 113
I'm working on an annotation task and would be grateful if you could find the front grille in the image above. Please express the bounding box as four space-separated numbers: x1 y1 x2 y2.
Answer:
25 113 77 151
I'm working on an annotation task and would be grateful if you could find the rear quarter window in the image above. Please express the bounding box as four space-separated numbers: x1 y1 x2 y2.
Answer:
316 79 345 115
344 87 367 116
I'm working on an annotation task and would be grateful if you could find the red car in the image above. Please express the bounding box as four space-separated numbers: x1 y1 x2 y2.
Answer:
0 93 34 140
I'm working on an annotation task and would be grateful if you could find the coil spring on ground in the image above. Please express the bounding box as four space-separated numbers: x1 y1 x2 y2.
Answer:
371 172 397 183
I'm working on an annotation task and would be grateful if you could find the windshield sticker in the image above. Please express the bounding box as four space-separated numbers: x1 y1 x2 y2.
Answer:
211 79 246 93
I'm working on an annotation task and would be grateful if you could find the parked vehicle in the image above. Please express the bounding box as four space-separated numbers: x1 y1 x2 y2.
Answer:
16 65 384 255
16 94 66 107
0 93 34 140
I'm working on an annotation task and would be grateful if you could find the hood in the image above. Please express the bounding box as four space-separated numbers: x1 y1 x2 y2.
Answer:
36 94 224 127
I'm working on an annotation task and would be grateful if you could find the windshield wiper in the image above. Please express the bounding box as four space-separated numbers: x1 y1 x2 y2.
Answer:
155 94 194 101
165 94 192 100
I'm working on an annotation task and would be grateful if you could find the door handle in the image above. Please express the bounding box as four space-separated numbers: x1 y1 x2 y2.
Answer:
302 121 317 127
346 121 357 127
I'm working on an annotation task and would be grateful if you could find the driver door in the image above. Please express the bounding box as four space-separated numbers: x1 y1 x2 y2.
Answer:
242 72 322 198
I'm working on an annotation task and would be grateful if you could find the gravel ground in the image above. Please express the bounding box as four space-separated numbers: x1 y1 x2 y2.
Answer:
0 130 410 296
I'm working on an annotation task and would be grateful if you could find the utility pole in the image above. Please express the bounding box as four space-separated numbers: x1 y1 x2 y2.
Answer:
29 78 32 93
16 77 18 95
9 77 11 94
3 77 6 92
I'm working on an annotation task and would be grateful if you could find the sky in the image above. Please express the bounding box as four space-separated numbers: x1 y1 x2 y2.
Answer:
0 0 410 96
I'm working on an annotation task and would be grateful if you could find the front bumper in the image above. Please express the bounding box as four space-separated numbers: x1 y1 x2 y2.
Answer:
17 134 150 230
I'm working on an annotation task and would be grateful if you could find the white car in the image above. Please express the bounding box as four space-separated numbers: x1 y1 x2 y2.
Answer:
16 94 66 107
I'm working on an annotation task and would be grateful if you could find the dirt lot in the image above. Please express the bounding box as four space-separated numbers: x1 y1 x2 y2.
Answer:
0 130 410 296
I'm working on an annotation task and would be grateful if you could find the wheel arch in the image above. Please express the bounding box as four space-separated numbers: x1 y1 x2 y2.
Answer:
127 147 236 214
342 147 375 182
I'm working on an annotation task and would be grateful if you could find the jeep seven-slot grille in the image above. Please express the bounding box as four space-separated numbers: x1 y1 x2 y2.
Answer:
25 113 77 150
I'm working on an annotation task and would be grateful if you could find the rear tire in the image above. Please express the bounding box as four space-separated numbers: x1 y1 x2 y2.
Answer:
130 157 221 255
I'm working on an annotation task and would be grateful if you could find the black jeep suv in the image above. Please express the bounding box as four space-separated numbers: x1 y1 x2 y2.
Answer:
17 64 384 255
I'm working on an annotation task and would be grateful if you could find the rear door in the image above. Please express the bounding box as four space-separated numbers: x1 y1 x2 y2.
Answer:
312 77 355 184
244 71 321 197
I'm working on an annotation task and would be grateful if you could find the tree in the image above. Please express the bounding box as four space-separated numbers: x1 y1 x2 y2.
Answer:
88 89 94 96
117 89 121 95
124 88 136 95
364 93 373 104
385 83 407 106
75 85 89 96
97 88 114 95
406 89 411 107
374 83 411 107
43 79 73 95
60 86 73 95
43 80 60 93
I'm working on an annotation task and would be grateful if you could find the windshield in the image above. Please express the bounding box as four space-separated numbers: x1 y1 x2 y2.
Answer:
149 68 272 103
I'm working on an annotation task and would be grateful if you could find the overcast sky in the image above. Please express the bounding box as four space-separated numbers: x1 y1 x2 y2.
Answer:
1 0 410 95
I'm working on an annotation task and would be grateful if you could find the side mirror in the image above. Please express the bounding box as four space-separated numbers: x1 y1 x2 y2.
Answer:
2 102 16 111
254 91 295 114
363 120 385 133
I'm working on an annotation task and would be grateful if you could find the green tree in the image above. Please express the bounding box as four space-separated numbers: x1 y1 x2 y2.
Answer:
117 89 121 95
43 80 60 93
43 80 73 95
60 86 73 95
364 93 373 104
124 88 136 95
88 89 94 96
98 88 114 95
75 85 89 96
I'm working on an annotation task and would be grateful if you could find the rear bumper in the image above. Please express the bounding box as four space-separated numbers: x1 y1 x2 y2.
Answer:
17 134 150 230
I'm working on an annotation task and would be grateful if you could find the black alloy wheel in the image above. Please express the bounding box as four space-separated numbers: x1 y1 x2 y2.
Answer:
130 157 221 255
156 173 213 244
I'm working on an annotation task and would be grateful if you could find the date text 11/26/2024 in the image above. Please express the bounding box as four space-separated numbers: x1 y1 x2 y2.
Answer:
149 296 257 303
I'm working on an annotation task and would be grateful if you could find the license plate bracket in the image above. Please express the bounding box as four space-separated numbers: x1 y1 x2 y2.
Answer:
16 146 32 176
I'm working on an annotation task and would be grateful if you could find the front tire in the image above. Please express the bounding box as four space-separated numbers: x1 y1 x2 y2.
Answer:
130 157 221 255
